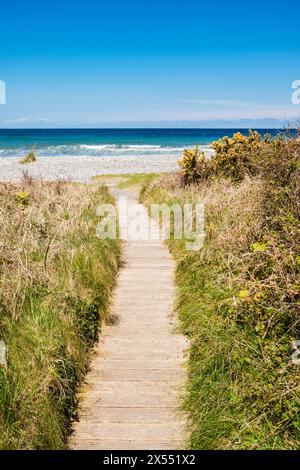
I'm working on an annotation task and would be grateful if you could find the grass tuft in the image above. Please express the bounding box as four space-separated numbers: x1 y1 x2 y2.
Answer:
19 151 37 164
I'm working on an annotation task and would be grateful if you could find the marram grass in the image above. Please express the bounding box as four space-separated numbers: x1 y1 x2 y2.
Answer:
142 132 300 449
0 179 120 449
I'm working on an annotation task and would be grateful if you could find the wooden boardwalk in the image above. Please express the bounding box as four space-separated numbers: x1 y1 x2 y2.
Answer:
70 188 187 450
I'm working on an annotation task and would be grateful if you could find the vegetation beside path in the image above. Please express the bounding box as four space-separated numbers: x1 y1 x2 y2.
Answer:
92 172 159 190
0 178 120 449
1 126 299 450
141 131 300 449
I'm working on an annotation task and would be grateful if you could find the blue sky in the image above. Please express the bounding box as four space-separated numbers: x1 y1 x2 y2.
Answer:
0 0 300 127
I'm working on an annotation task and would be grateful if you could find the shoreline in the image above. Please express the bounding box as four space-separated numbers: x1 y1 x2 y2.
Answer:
0 154 179 182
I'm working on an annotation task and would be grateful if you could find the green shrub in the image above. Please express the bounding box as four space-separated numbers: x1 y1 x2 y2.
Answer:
178 145 207 184
179 130 295 183
16 191 31 208
19 151 36 164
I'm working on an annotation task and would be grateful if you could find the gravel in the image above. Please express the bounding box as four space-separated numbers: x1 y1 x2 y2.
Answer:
0 155 180 183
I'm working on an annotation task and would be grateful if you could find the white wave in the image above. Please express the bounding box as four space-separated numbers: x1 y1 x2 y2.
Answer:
79 144 162 150
120 145 161 149
0 143 214 158
79 144 110 151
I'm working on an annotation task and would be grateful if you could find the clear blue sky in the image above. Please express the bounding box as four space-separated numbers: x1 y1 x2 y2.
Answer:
0 0 299 127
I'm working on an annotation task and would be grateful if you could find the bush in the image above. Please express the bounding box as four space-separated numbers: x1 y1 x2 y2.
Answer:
16 191 31 208
20 151 36 164
179 130 296 183
178 145 206 184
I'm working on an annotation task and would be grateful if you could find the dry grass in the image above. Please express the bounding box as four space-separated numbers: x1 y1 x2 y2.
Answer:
0 177 120 449
142 139 300 449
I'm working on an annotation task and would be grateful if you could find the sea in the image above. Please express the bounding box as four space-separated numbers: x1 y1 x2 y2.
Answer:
0 128 283 159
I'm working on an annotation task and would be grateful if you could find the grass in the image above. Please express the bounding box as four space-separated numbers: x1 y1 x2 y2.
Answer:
141 132 300 449
116 173 160 189
92 172 161 189
0 177 121 449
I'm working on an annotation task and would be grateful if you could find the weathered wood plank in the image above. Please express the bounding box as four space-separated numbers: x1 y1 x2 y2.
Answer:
70 188 187 450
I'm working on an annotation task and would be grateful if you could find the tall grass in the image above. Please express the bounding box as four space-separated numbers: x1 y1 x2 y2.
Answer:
0 178 120 449
142 133 300 449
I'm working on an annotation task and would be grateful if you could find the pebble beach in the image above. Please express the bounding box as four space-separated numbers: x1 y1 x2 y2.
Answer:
0 154 180 182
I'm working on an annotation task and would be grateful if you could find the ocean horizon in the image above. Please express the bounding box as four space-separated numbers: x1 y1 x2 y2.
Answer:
0 128 284 160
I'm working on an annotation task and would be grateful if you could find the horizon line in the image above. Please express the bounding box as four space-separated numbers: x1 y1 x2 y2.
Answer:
0 126 295 131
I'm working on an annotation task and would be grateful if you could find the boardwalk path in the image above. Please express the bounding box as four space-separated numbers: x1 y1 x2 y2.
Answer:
71 187 187 450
